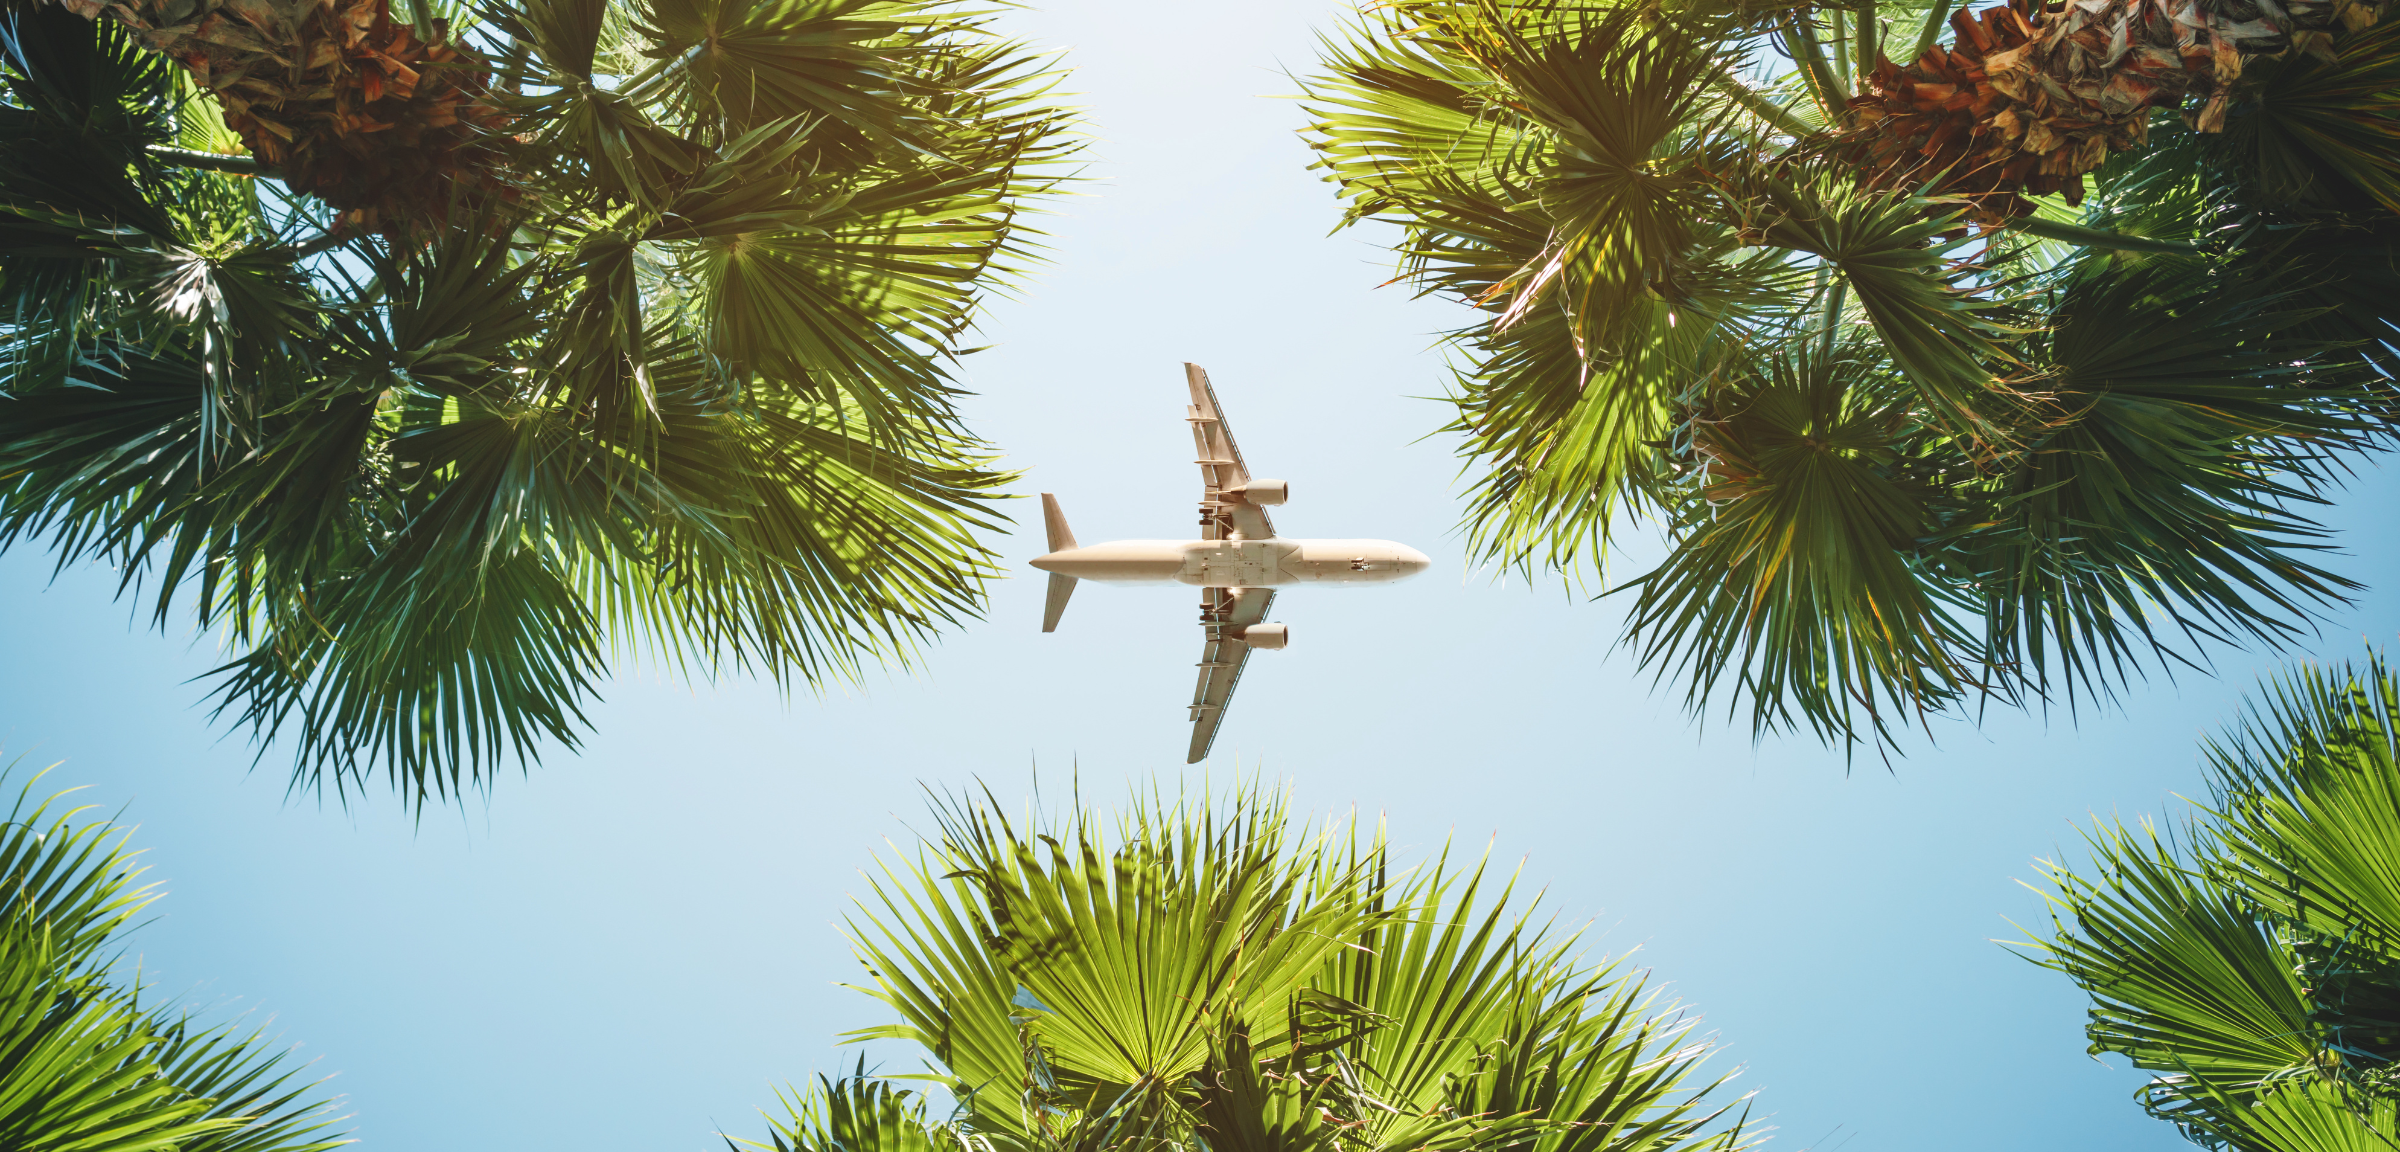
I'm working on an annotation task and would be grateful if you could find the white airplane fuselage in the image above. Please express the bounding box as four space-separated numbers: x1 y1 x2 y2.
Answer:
1041 361 1432 762
1031 537 1429 588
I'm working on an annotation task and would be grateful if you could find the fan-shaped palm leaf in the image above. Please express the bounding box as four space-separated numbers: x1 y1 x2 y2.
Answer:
729 1071 973 1152
0 760 344 1152
2025 653 2400 1149
844 784 1753 1152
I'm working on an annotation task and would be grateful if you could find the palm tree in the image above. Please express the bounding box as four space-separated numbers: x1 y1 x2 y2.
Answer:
720 786 1754 1152
0 0 1073 804
2026 653 2400 1150
0 762 344 1151
1300 0 2398 753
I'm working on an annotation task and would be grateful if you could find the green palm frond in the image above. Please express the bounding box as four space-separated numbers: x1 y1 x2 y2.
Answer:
0 0 1076 803
1738 168 2031 444
2025 653 2400 1149
147 1017 350 1152
2217 20 2400 214
1322 848 1747 1152
203 546 608 805
2236 212 2400 385
728 1071 971 1152
1188 1024 1361 1152
1304 2 1816 573
1951 258 2376 711
1617 333 1984 748
848 784 1390 1128
0 920 226 1152
2209 658 2400 953
2028 819 2321 1090
2167 1076 2399 1152
843 783 1753 1152
0 759 345 1152
1448 222 1807 575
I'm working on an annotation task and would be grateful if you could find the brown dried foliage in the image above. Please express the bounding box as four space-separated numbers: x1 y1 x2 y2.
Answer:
1843 0 2383 224
55 0 511 230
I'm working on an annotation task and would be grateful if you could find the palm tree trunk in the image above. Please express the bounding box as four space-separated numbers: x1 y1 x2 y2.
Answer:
1842 0 2382 224
52 0 508 230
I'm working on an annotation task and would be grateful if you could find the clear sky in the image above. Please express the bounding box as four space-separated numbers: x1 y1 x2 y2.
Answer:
4 2 2397 1150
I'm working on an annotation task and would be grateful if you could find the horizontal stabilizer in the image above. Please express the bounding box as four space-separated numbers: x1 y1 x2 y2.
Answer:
1041 492 1077 553
1042 572 1077 633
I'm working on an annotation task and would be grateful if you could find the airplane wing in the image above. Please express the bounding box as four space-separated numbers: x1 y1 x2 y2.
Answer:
1187 586 1274 763
1185 363 1274 541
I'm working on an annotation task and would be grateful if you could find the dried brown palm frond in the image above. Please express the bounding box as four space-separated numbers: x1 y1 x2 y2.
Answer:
1844 0 2384 223
52 0 508 229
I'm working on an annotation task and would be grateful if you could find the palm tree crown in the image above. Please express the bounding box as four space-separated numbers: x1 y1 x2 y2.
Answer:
729 785 1759 1152
1301 0 2398 753
0 0 1075 803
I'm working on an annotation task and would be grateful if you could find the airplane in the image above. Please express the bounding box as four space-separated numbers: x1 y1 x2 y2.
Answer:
1031 363 1431 763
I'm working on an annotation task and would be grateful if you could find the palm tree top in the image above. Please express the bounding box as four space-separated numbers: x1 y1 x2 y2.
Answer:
1299 0 2399 755
0 0 1078 803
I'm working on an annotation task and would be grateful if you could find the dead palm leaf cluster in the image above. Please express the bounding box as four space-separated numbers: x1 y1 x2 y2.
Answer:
1302 0 2400 753
1846 0 2386 224
48 0 509 229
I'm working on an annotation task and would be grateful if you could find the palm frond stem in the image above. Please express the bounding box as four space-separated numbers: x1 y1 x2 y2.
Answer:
2003 215 2203 253
1780 11 1848 111
1909 0 1957 65
142 144 261 174
1712 71 1815 139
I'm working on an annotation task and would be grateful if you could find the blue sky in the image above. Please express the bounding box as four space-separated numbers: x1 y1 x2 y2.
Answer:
5 1 2398 1149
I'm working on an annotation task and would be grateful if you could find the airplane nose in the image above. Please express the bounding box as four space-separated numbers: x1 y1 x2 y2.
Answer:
1399 545 1431 575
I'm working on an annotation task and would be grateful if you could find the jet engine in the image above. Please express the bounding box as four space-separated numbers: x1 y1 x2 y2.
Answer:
1233 623 1288 649
1233 479 1288 505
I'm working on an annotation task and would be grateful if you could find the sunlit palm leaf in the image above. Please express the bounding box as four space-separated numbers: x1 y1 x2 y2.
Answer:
728 1072 970 1152
1320 850 1751 1152
844 785 1753 1152
2167 1075 2397 1152
1304 2 1812 572
0 761 343 1152
2026 654 2400 1148
1448 224 1806 574
2029 820 2321 1088
850 787 1387 1112
2208 658 2400 952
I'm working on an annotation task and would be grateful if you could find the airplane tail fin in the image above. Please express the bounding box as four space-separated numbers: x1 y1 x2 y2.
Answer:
1040 492 1078 553
1042 572 1077 633
1039 494 1078 632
